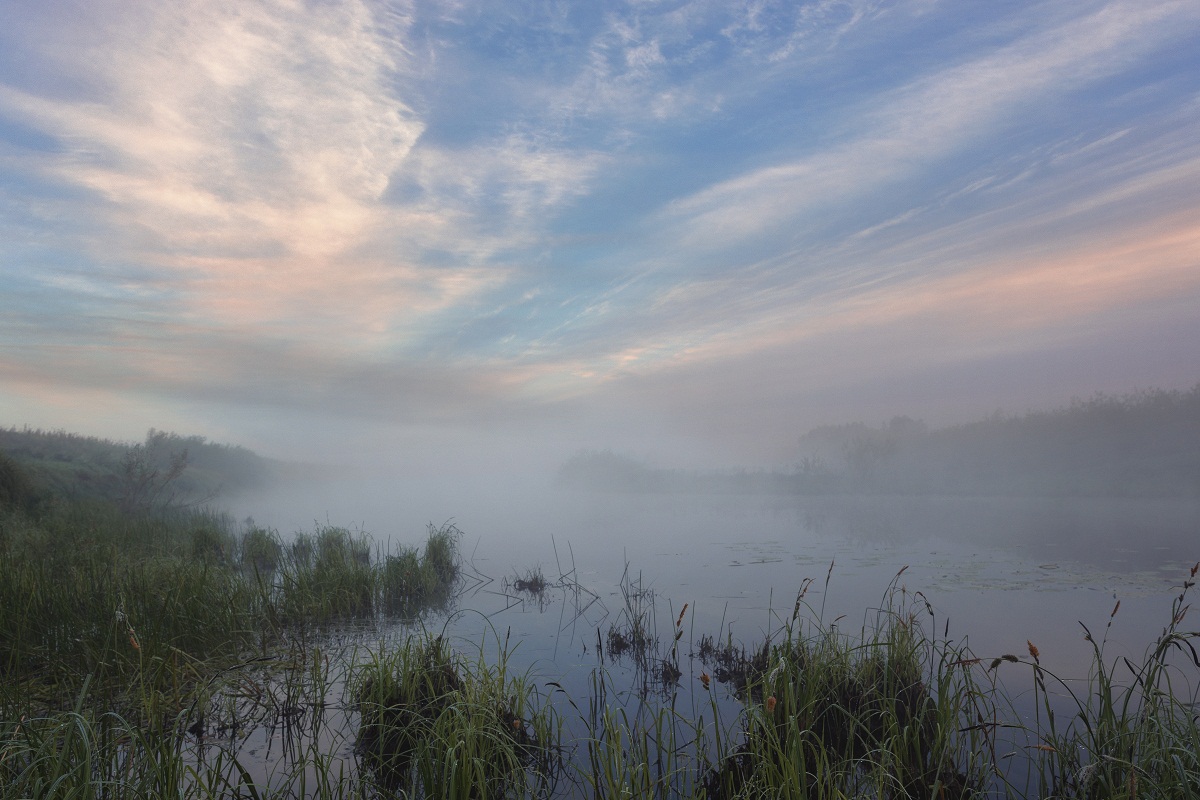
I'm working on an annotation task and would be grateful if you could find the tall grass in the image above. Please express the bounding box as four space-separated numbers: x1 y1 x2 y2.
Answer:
567 565 1200 800
0 499 464 715
352 629 563 799
2 487 1197 799
994 564 1200 798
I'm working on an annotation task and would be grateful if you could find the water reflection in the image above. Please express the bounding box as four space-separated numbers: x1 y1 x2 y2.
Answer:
218 483 1197 793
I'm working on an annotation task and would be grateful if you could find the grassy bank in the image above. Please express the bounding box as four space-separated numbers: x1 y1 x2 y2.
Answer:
0 494 464 714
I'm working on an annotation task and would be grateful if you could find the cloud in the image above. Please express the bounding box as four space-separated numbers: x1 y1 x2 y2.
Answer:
659 0 1198 249
1 0 1198 464
0 0 618 352
3 0 422 256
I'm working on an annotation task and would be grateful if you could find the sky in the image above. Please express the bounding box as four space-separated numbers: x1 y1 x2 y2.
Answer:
1 0 1199 470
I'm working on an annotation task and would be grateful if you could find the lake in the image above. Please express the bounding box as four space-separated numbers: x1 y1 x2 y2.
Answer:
221 479 1199 793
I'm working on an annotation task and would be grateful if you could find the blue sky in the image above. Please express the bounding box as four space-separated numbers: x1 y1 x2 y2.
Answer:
1 0 1198 467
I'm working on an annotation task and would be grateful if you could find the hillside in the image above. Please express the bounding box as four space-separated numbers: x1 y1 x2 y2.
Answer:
0 427 285 511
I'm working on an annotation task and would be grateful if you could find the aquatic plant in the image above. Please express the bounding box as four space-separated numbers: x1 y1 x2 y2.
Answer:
0 499 464 715
352 631 563 799
511 565 549 595
240 526 283 573
993 563 1200 798
2 480 1198 800
423 520 462 585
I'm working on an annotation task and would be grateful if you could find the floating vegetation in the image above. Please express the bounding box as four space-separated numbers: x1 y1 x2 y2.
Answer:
511 565 549 595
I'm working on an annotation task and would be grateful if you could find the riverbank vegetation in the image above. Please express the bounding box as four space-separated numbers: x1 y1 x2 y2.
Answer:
559 383 1200 498
0 426 295 510
2 450 1198 797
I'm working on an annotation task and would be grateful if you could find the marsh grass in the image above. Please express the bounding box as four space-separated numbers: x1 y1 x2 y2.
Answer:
2 484 1198 800
352 629 564 799
986 563 1200 799
511 565 549 595
0 499 464 715
568 564 1200 800
704 593 977 798
241 526 283 573
604 562 659 668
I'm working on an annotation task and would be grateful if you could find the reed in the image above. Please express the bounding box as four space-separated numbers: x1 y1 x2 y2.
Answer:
351 629 563 799
0 500 463 717
994 564 1200 798
3 484 1197 799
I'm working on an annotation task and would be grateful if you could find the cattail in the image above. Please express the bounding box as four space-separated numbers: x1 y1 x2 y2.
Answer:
1111 600 1121 618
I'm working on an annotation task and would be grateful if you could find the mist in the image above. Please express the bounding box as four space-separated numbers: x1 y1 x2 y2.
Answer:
5 3 1200 793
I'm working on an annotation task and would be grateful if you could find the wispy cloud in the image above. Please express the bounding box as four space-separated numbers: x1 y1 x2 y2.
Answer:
4 1 420 253
1 0 1198 459
0 0 606 343
659 0 1197 250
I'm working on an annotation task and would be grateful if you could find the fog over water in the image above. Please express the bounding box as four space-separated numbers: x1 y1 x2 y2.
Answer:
4 4 1200 793
227 453 1199 685
3 0 1198 699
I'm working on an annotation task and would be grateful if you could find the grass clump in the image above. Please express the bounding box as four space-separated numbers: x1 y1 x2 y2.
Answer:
511 565 549 595
379 522 463 616
706 615 973 798
241 525 283 573
353 632 562 799
0 494 464 715
993 564 1200 799
604 563 658 667
423 521 462 585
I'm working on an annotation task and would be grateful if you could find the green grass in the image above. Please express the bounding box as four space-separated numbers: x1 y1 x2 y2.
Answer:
991 568 1200 798
0 492 464 716
565 566 1200 800
2 565 1198 798
1 455 1197 799
352 630 563 799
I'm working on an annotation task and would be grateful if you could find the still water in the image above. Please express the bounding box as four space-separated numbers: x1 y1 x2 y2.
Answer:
447 492 1195 680
227 483 1199 792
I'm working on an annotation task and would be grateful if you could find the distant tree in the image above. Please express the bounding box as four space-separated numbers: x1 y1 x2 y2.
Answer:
118 430 217 513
